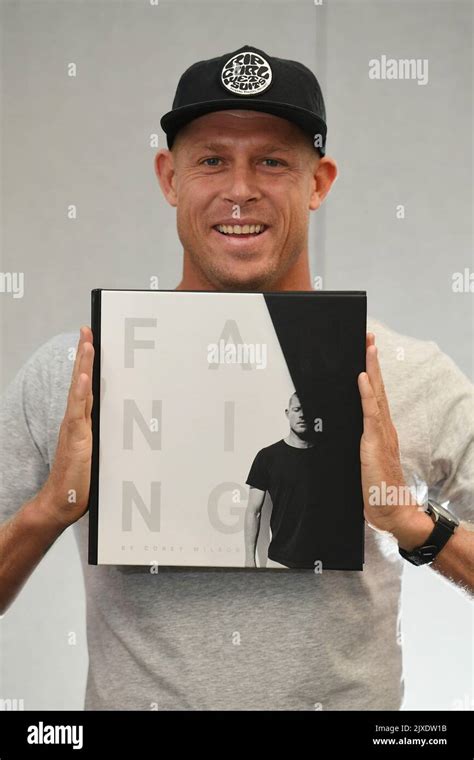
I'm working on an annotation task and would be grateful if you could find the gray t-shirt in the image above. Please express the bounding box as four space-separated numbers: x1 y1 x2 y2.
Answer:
1 317 472 710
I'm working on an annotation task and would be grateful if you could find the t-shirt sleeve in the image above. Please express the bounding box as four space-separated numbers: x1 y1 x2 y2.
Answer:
426 343 474 524
245 448 269 492
0 338 56 523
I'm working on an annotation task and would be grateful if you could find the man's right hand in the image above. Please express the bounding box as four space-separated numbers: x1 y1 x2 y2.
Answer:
37 326 95 528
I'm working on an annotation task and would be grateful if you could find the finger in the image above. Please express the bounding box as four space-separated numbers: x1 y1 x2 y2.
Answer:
358 371 382 440
366 332 375 349
67 342 94 423
85 392 93 421
85 344 95 420
69 327 85 389
70 325 93 388
366 344 393 424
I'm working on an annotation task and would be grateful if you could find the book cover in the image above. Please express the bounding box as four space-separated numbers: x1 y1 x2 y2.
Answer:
88 289 366 570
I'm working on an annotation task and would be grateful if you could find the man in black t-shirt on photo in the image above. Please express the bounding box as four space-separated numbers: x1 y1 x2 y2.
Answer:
244 392 326 569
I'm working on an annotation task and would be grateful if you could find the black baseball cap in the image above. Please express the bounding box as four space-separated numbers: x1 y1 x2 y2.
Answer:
160 44 327 155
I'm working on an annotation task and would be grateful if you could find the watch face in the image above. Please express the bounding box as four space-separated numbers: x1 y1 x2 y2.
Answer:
428 499 460 528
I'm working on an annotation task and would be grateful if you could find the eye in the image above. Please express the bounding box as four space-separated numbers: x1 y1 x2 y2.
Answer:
201 157 222 167
262 158 284 167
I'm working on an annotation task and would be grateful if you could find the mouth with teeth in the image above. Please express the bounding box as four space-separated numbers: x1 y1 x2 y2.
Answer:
214 224 267 236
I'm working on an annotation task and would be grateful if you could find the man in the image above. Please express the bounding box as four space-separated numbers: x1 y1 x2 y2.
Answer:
244 392 326 570
0 45 473 711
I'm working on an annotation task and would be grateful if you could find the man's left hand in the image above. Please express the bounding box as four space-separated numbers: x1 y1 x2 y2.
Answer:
357 333 432 548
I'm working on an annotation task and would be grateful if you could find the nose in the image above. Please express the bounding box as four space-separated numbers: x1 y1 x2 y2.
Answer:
221 161 262 206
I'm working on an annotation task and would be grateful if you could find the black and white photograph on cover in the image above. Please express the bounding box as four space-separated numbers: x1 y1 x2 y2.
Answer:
245 392 329 570
0 0 472 722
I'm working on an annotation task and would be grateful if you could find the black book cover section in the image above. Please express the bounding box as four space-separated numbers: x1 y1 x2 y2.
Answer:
88 289 102 564
88 290 367 570
263 292 366 570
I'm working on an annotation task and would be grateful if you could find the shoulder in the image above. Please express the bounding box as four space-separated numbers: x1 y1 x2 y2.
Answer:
365 316 466 403
22 331 78 368
367 317 473 478
0 331 79 476
253 440 285 461
367 316 440 366
3 332 76 401
25 331 78 390
13 332 79 429
40 331 79 362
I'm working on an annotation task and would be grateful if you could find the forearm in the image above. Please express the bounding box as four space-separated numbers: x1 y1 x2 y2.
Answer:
244 510 260 564
0 491 67 615
392 506 474 595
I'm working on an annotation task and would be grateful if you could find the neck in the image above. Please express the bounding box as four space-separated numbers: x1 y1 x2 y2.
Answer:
284 432 314 449
176 249 314 292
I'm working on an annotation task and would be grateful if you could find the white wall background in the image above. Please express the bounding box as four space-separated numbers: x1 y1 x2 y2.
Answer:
0 0 472 710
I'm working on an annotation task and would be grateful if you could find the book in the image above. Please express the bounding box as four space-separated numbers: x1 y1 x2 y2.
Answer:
88 289 367 570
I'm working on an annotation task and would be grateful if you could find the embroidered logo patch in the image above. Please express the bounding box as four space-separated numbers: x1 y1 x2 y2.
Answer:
221 51 272 96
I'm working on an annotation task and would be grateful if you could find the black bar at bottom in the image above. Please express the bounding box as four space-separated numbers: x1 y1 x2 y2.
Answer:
0 709 472 757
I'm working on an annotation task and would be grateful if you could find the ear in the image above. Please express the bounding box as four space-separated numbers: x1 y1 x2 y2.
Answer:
154 148 178 207
309 155 338 211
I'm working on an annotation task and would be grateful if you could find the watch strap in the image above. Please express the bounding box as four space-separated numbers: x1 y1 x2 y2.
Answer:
398 513 456 566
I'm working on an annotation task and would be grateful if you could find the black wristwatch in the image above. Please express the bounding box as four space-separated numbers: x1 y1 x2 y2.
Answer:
398 498 459 566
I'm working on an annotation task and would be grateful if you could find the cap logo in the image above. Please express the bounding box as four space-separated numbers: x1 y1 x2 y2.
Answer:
221 51 272 96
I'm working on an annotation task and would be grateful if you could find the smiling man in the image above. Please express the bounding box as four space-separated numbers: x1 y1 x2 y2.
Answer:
0 44 473 712
156 46 335 293
156 109 333 292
